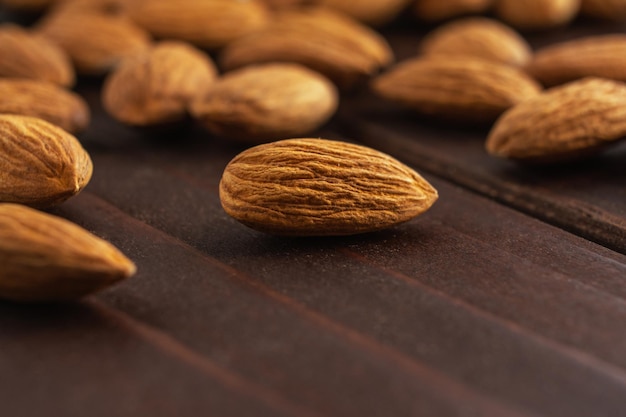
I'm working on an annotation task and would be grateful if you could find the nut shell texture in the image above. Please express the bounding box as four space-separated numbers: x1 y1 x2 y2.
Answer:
191 63 338 142
219 138 438 236
0 203 136 302
486 78 626 162
0 115 93 208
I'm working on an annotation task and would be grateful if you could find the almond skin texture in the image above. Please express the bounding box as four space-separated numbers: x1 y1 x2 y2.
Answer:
0 24 74 87
219 138 438 236
420 18 532 67
372 56 542 123
191 64 338 142
581 0 626 20
414 0 493 21
0 79 90 133
486 78 626 162
36 11 151 75
0 203 136 302
526 35 626 87
220 7 394 89
103 41 217 126
0 115 93 208
494 0 580 30
318 0 414 26
127 0 269 49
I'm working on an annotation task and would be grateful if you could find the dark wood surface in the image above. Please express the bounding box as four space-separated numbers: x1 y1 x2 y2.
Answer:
2 8 626 417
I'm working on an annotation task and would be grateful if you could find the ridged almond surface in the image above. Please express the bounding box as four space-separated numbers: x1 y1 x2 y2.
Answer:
0 79 90 133
103 41 217 126
0 24 74 87
220 7 394 89
220 138 438 236
36 11 151 75
318 0 414 26
420 17 532 67
526 35 626 87
486 78 626 162
0 203 136 302
127 0 269 49
580 0 626 20
494 0 580 30
413 0 493 21
372 56 542 123
0 115 93 208
191 64 338 142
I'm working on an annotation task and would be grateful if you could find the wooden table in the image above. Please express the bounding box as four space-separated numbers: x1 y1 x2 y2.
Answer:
1 9 625 417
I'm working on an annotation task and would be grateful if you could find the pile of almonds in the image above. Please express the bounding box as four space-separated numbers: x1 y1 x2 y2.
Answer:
1 0 626 301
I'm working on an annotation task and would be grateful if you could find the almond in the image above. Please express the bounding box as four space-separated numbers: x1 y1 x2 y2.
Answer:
0 79 90 133
36 10 151 75
102 41 217 126
580 0 626 20
486 78 626 162
526 34 626 87
318 0 414 26
413 0 493 21
0 0 58 10
0 24 75 87
0 203 135 302
126 0 269 49
220 6 394 89
494 0 580 30
420 17 532 67
191 63 338 142
0 115 93 208
220 138 438 236
372 56 542 123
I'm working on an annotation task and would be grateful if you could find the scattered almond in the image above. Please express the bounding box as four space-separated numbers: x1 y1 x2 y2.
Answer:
0 203 136 302
494 0 581 30
486 77 626 162
0 79 90 133
127 0 269 49
0 115 93 208
372 56 542 123
102 41 217 126
526 34 626 86
220 138 438 236
191 63 338 142
420 17 532 67
0 24 75 87
580 0 626 20
318 0 414 26
220 7 394 89
36 10 152 75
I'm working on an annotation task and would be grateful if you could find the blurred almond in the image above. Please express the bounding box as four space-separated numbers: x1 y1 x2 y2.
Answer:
486 77 626 162
221 7 394 89
0 203 136 302
0 79 90 133
0 24 75 87
191 63 338 142
0 0 58 10
103 41 217 126
36 11 151 75
0 114 92 208
526 34 626 86
127 0 269 49
421 17 532 67
318 0 413 26
580 0 626 20
372 56 542 123
494 0 580 30
413 0 493 21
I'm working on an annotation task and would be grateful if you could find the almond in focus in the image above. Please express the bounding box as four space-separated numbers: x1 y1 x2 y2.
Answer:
0 115 92 208
191 63 338 142
0 203 136 302
219 138 438 236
